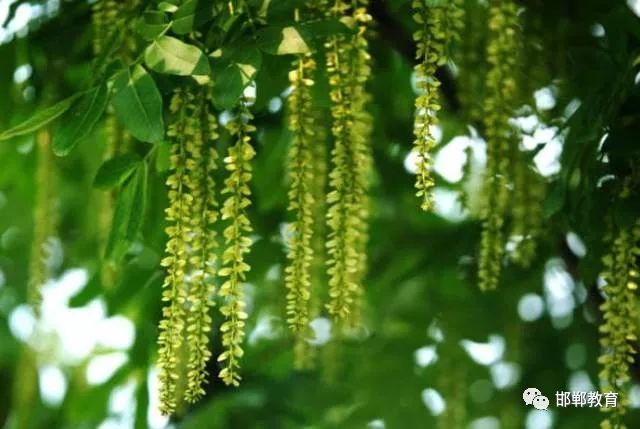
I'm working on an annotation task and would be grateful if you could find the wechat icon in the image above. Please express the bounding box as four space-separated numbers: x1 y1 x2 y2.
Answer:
523 387 549 411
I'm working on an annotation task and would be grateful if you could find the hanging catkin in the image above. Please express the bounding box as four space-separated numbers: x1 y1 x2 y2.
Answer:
28 129 55 313
92 0 137 287
91 0 118 56
285 53 317 355
599 224 640 429
184 92 219 403
599 203 640 429
158 89 195 415
478 0 521 291
324 0 373 327
297 106 330 370
157 88 220 414
508 149 544 267
457 0 488 123
93 0 119 289
411 0 462 211
349 1 374 328
216 100 256 387
411 1 446 212
325 0 360 323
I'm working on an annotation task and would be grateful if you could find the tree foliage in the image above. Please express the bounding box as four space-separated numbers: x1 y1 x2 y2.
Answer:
1 0 640 428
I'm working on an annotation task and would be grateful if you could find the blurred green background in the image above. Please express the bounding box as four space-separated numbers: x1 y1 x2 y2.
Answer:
1 0 640 428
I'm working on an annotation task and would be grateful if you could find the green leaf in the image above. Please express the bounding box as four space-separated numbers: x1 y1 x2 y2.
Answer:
0 93 81 141
277 26 310 54
136 11 171 41
112 65 165 143
253 21 352 55
210 48 261 109
299 19 352 40
128 162 148 239
158 1 179 13
105 164 148 259
172 0 215 35
0 43 17 125
52 84 109 156
172 0 196 34
253 52 289 110
253 0 306 23
94 153 142 189
107 248 160 315
155 142 171 172
144 36 210 76
257 26 310 55
211 64 244 109
541 183 565 219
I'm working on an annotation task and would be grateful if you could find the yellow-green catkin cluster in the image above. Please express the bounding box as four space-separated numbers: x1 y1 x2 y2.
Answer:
412 1 445 211
157 88 219 414
349 2 374 328
28 130 55 312
91 0 118 56
217 101 256 387
599 221 640 429
298 108 330 370
303 111 329 368
184 91 220 402
92 0 138 57
324 0 373 328
508 150 544 267
520 1 552 101
92 0 137 155
478 0 521 291
285 54 317 353
445 0 465 51
92 0 137 288
411 0 463 211
92 0 118 283
458 0 488 122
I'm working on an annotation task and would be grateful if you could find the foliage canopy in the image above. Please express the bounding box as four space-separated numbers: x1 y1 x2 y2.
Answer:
1 0 640 428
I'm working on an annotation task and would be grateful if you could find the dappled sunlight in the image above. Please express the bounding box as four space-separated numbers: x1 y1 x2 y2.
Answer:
534 86 557 111
7 267 138 420
518 293 545 322
421 388 446 416
568 370 596 393
543 259 577 327
565 232 587 258
308 317 332 346
414 345 438 368
38 365 66 407
86 352 129 385
461 335 505 366
468 416 501 429
490 361 521 390
367 419 386 429
526 409 553 429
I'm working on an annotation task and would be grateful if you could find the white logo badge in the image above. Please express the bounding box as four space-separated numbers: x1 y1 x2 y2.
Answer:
523 387 549 410
533 395 550 411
